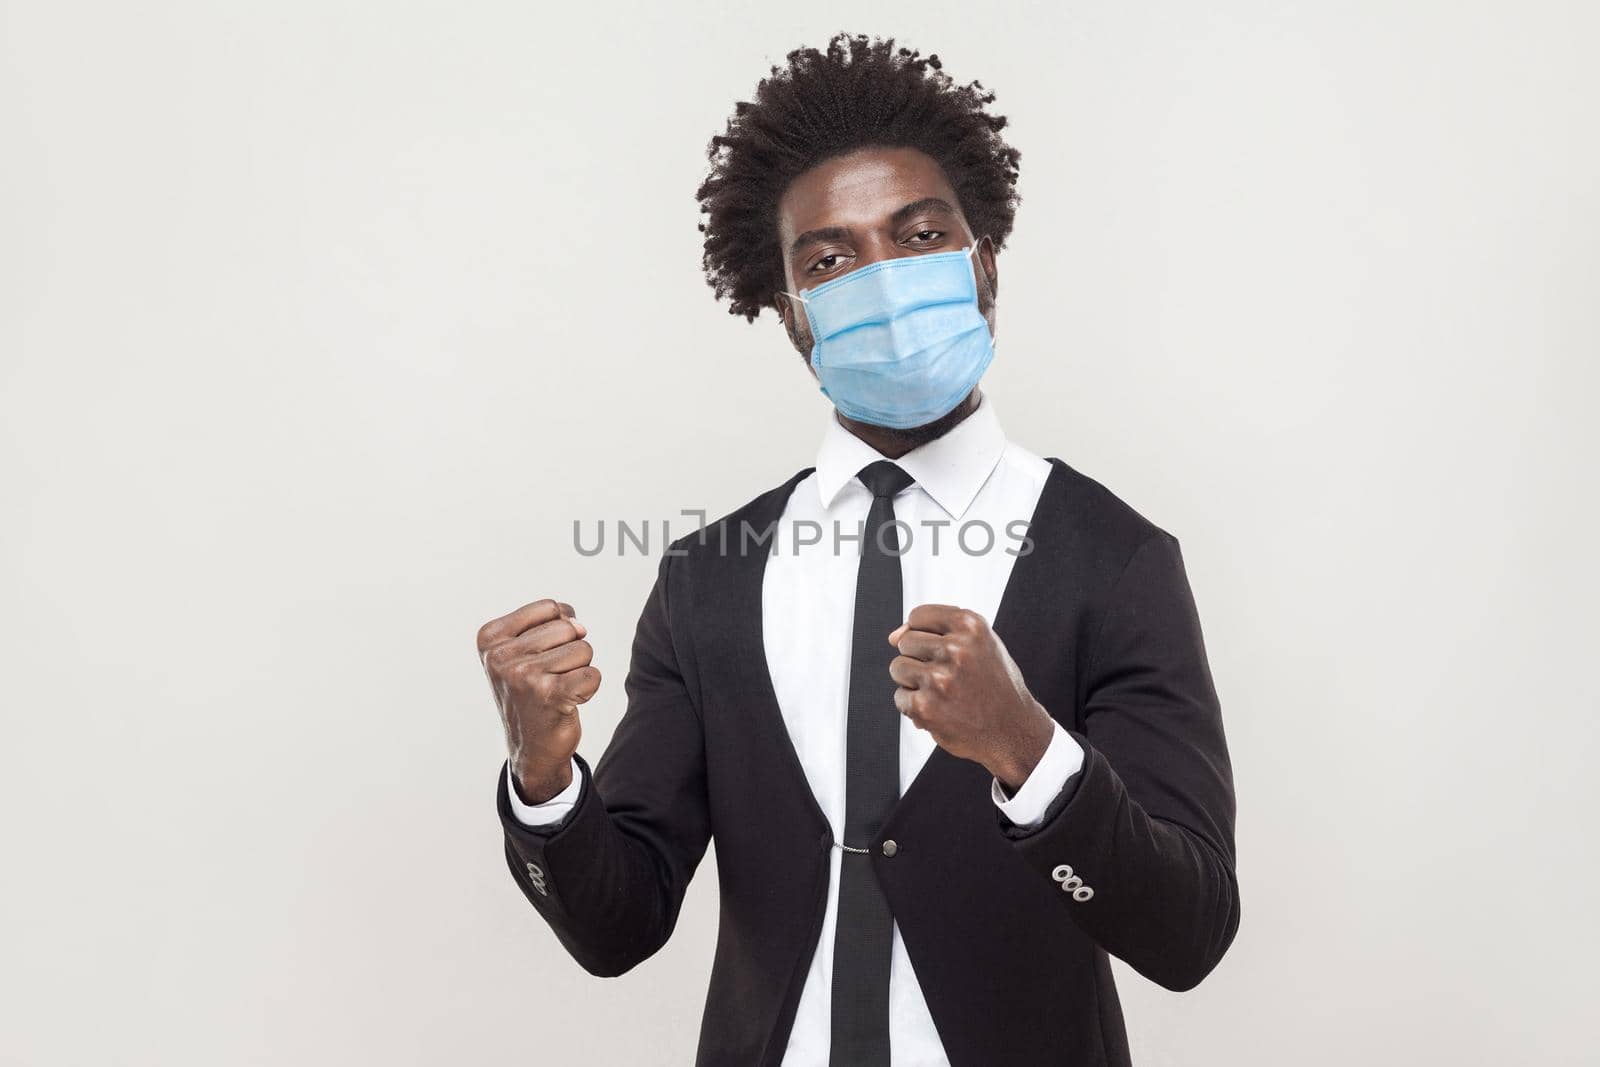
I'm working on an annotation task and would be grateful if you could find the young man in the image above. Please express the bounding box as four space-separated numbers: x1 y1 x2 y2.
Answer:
478 34 1239 1066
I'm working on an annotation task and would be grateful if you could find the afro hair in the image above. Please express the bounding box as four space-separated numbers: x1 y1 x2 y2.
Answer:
695 32 1022 322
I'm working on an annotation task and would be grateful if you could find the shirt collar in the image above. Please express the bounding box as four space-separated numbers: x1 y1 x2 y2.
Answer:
813 394 1008 520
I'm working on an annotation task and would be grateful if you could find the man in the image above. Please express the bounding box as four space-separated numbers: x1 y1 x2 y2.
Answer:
478 34 1239 1066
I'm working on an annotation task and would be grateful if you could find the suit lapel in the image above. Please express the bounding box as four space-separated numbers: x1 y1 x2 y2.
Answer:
714 469 835 835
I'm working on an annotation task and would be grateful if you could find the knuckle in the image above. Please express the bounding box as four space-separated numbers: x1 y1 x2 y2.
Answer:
475 622 500 653
514 661 550 692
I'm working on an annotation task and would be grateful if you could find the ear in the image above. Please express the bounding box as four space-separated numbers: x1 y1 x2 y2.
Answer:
975 234 999 299
773 296 796 346
774 293 815 369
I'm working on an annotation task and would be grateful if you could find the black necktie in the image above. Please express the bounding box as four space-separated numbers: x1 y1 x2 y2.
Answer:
831 459 915 1066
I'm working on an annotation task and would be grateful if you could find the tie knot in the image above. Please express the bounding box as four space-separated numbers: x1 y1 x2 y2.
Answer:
856 460 914 500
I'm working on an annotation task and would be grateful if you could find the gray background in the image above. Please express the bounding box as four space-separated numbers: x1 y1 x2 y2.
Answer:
4 2 1596 1064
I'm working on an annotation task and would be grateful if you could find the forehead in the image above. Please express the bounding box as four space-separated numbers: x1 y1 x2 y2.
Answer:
776 145 964 244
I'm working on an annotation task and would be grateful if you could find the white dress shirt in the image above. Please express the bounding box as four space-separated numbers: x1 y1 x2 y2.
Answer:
507 396 1085 1066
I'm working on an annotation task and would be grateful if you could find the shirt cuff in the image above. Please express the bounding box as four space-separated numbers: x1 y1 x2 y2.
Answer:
990 722 1085 830
505 757 582 827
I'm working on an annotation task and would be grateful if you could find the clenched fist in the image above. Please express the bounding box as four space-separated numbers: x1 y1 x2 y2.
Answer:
477 598 602 805
888 604 1057 792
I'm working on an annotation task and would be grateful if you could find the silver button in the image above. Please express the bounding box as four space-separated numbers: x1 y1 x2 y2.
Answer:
1052 863 1091 900
881 839 899 858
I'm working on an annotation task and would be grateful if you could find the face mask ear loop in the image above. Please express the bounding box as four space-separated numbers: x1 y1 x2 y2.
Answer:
777 288 813 333
972 236 1003 294
777 288 818 361
966 237 998 350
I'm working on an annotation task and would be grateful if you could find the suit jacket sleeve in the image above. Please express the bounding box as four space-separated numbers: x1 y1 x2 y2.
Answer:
1002 530 1240 992
495 549 712 978
504 757 582 826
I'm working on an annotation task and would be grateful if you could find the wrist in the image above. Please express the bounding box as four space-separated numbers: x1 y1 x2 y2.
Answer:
511 755 574 805
990 703 1056 793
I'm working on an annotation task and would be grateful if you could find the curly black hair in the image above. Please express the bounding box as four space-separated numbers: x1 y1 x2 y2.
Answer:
695 33 1022 322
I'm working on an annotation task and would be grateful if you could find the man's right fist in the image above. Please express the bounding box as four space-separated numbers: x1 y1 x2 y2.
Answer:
477 598 602 805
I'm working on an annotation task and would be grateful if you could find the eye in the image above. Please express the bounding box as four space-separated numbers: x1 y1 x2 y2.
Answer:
808 252 850 275
908 229 945 244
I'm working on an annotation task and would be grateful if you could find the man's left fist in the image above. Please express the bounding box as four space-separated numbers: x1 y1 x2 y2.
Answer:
888 604 1058 792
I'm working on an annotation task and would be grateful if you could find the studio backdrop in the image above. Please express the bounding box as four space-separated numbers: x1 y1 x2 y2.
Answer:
3 2 1596 1064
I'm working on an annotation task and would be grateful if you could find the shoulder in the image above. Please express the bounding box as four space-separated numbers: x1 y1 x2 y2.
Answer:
1033 456 1179 570
662 466 816 566
638 468 813 669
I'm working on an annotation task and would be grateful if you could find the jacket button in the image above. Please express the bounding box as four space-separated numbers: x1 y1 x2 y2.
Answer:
881 839 899 858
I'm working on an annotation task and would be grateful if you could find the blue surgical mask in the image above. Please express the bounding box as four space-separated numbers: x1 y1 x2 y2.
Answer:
782 244 995 430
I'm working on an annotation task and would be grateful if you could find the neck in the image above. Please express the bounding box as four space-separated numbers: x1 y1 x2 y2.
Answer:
837 389 982 460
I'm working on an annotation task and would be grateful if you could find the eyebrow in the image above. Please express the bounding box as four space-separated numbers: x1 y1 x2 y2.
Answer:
787 197 959 256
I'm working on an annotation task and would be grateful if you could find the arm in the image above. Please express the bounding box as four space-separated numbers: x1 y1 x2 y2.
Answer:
1003 531 1240 991
505 757 581 827
990 721 1085 829
487 551 712 977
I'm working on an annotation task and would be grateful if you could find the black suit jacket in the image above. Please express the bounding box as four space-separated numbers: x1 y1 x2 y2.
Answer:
495 458 1240 1065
